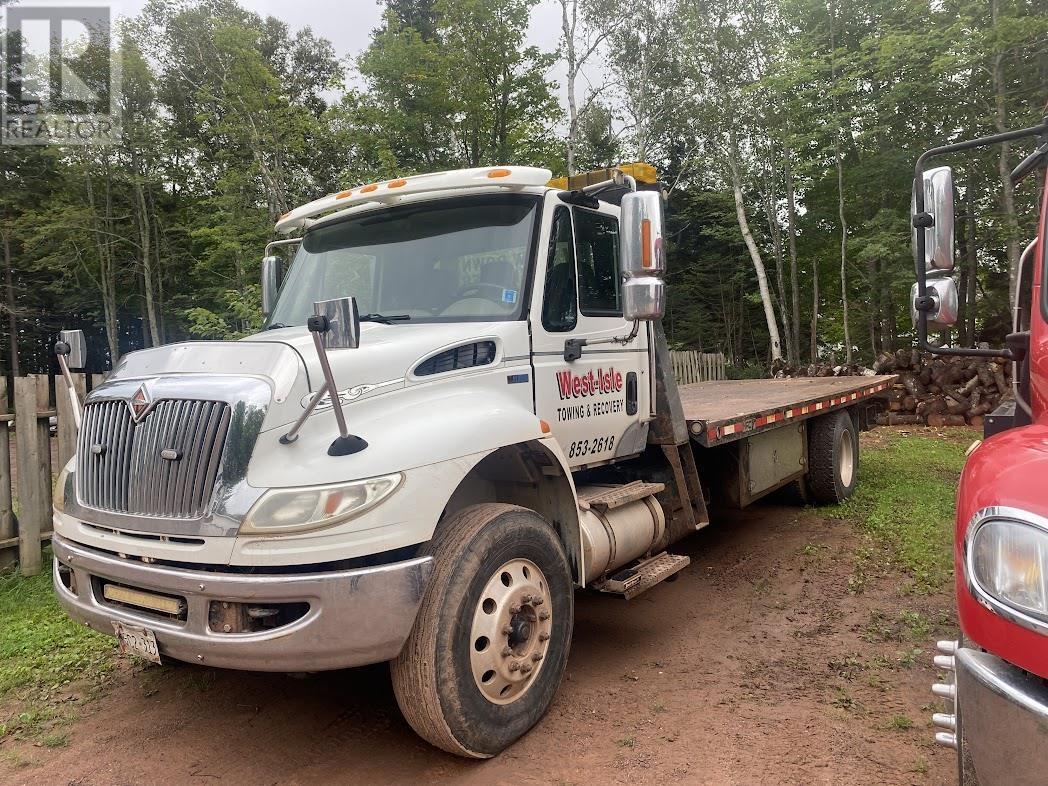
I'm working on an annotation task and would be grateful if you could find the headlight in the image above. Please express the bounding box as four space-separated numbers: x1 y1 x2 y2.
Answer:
240 473 402 535
970 516 1048 622
53 461 73 512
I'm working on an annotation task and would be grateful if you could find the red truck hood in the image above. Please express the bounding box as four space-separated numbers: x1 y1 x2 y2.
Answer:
957 423 1048 677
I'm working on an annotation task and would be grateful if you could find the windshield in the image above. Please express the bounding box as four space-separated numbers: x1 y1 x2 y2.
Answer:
268 194 540 326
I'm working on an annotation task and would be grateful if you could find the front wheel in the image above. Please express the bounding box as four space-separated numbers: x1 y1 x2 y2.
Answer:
391 503 574 758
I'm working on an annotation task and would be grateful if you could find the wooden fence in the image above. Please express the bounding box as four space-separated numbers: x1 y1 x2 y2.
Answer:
0 372 102 576
670 351 727 385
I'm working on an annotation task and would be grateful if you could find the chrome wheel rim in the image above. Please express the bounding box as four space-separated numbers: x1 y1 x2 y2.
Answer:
838 429 855 488
469 558 552 705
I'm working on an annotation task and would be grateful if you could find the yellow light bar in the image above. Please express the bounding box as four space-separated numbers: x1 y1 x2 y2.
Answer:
275 166 553 234
103 584 184 616
547 162 659 191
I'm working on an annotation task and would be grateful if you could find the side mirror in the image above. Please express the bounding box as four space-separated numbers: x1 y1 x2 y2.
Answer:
623 278 665 321
313 297 360 350
620 190 667 321
620 191 667 276
261 255 282 316
912 166 955 272
58 329 86 369
911 275 959 329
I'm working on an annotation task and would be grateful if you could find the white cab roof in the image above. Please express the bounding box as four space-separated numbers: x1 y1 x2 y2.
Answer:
275 166 553 234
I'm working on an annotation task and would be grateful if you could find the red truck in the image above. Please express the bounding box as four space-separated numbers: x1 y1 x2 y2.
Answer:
915 116 1048 785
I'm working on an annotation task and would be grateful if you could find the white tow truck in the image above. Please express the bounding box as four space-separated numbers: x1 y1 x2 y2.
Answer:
51 164 893 757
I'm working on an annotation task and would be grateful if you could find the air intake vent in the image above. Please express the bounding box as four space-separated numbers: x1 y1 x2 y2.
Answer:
415 341 497 376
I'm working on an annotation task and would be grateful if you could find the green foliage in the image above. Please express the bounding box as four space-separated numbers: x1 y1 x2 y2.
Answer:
1 0 1044 371
0 561 114 731
829 430 971 592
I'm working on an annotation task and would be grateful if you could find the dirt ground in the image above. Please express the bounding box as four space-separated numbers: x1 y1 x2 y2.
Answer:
0 492 957 786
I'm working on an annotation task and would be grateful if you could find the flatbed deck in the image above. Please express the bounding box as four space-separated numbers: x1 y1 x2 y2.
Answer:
680 375 896 447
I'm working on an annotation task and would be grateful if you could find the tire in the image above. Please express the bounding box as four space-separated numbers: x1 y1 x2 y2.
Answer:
806 411 858 504
391 503 574 758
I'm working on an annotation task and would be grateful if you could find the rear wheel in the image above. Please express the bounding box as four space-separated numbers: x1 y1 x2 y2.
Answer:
806 411 858 504
391 503 573 758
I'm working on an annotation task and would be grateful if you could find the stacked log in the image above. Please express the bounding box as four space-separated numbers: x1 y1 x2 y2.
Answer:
872 349 1011 428
771 349 1012 428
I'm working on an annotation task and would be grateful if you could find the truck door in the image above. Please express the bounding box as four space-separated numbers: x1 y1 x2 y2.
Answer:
530 195 651 468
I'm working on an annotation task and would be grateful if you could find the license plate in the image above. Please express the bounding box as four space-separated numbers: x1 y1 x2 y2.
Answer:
112 622 162 664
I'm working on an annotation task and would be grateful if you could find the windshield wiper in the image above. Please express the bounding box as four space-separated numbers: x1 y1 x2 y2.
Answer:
359 313 411 325
265 322 290 330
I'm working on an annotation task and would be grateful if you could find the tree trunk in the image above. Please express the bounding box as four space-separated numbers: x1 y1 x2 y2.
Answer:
991 0 1021 305
85 157 120 366
867 255 879 357
966 187 978 342
829 4 851 363
764 168 793 362
560 0 579 176
784 141 801 363
810 261 819 362
727 138 783 362
1 226 18 376
956 203 969 345
134 181 161 347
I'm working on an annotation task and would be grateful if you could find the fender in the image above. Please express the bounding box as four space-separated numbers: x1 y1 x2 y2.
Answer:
957 423 1048 678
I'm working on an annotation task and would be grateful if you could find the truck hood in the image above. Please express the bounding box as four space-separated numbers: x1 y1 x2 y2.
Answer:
103 321 521 432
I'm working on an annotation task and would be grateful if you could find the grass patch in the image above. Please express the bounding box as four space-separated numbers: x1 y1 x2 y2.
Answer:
828 430 970 593
0 555 115 740
887 714 914 731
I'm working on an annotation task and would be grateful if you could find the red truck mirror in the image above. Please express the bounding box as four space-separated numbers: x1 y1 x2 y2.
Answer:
912 166 955 273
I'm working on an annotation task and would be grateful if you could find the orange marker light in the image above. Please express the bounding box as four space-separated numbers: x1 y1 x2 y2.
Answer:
336 190 352 199
388 179 407 188
539 419 551 434
361 183 378 193
487 168 512 178
641 219 652 268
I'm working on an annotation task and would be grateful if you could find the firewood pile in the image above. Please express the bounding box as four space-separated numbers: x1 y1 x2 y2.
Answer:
770 349 1012 428
871 349 1012 428
770 358 877 378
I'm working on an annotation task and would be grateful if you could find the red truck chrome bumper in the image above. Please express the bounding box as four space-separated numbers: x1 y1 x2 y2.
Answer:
933 640 1048 786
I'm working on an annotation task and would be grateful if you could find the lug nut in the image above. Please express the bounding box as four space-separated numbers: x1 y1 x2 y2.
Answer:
539 610 551 621
509 604 521 614
539 632 550 642
532 653 543 662
521 594 532 604
501 646 513 656
509 661 521 672
520 663 533 674
502 625 513 635
532 596 544 606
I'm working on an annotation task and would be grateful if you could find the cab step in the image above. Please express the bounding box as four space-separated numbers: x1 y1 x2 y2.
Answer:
593 551 690 600
577 481 665 512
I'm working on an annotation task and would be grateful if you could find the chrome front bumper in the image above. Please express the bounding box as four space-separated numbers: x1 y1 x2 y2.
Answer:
932 640 1048 786
52 534 432 672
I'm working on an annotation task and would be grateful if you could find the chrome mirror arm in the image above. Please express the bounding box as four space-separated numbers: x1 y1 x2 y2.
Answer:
54 341 83 429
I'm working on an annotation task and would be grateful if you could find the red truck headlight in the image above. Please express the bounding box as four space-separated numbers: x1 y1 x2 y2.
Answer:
968 508 1048 630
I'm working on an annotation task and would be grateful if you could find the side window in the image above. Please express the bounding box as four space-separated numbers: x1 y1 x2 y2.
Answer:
541 207 578 332
574 208 621 316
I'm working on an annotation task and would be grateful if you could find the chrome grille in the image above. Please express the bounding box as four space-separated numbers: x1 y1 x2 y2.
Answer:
77 399 231 519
